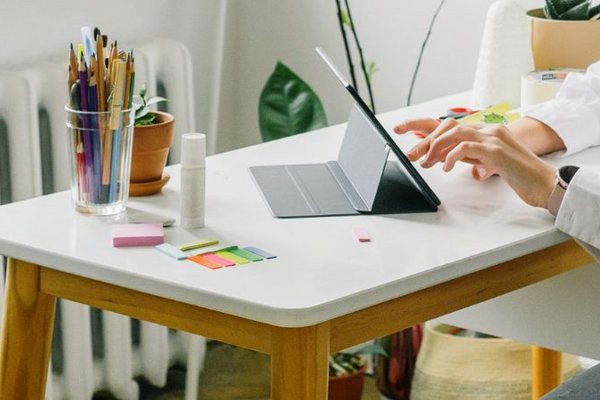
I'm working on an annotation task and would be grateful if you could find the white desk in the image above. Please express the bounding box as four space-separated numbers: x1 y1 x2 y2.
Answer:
0 93 595 399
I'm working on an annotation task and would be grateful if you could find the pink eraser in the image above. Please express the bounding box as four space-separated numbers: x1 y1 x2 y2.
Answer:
112 223 165 247
353 227 371 242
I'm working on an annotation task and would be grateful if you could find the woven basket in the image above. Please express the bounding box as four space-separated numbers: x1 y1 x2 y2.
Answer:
410 323 580 400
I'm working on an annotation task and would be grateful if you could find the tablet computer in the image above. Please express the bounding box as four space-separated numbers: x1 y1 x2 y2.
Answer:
249 48 440 218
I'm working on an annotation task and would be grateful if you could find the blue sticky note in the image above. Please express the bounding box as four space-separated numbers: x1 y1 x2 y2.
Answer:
243 246 276 259
156 243 189 260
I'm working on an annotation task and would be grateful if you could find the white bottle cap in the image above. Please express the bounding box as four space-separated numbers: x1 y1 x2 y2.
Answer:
181 133 206 168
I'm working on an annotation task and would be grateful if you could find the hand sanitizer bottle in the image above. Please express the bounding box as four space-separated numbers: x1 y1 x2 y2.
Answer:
180 133 206 228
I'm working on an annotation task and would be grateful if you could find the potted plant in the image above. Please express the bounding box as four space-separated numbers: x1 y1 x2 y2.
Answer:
328 343 387 400
528 0 600 69
129 85 174 196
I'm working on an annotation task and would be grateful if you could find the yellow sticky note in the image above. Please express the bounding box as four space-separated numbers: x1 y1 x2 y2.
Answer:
178 239 219 251
458 102 520 125
215 250 250 265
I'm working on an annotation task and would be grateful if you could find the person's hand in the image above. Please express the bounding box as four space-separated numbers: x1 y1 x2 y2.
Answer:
393 117 442 161
394 118 498 180
395 119 557 209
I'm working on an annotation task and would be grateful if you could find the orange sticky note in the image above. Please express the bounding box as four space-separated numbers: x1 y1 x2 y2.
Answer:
189 255 223 270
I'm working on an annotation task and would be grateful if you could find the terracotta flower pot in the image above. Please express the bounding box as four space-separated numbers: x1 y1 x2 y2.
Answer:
527 8 600 69
328 366 366 400
129 111 175 196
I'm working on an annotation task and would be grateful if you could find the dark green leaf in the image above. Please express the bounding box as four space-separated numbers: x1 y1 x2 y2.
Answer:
134 112 155 126
544 0 588 19
558 0 589 19
258 62 327 142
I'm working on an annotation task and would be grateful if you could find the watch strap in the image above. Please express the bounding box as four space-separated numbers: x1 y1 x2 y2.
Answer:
548 165 580 216
547 181 567 216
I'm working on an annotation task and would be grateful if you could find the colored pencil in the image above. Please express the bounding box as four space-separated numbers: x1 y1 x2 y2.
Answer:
108 59 127 202
78 54 95 201
67 29 135 204
95 31 106 112
88 55 103 201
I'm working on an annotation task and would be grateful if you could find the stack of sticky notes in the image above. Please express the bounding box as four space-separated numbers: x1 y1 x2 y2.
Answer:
153 239 276 270
112 223 165 247
112 228 276 270
187 245 276 270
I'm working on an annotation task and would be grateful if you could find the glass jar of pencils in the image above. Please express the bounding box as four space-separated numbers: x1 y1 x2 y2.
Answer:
65 106 135 215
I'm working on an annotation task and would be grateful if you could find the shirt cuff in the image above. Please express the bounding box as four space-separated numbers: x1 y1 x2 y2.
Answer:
524 98 600 157
555 168 600 249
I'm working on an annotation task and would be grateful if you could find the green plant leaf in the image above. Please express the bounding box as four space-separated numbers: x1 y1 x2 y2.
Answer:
139 84 147 102
134 85 168 125
366 61 379 82
558 0 589 19
258 61 327 142
341 10 352 27
135 105 151 120
145 96 169 107
544 0 588 19
135 112 155 126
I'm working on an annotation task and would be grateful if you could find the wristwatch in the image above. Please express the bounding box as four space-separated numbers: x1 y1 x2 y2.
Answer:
547 165 580 216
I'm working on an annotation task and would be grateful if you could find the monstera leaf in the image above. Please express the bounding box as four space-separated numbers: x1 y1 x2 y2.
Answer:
259 62 327 142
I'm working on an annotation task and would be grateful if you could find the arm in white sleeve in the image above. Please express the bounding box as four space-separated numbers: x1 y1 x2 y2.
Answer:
555 168 600 261
524 62 600 157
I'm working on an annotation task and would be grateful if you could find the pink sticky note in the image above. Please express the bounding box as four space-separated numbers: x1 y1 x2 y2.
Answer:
201 253 236 267
353 227 371 243
112 223 165 247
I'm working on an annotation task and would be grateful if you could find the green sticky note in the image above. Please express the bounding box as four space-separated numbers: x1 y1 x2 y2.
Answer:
215 251 250 265
228 247 264 262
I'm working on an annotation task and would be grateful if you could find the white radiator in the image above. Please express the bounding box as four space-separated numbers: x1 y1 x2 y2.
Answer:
0 38 206 400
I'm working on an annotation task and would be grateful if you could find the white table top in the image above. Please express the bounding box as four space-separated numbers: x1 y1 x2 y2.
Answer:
1 92 598 327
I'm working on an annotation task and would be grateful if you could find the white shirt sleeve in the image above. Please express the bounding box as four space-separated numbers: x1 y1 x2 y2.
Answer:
555 168 600 261
524 62 600 157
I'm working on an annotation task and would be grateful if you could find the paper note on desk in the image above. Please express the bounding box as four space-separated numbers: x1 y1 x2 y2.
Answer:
457 102 520 125
112 223 164 247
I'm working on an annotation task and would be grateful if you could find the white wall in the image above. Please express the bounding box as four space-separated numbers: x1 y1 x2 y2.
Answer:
215 0 543 153
0 0 543 154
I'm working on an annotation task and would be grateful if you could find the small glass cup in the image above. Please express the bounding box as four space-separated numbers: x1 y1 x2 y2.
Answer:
65 106 135 215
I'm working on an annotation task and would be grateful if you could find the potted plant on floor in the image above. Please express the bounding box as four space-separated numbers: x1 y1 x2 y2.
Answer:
527 0 600 69
129 85 174 196
329 343 387 400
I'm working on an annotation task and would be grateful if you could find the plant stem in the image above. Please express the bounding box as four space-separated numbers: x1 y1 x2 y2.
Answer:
407 0 446 106
335 0 358 90
343 0 376 112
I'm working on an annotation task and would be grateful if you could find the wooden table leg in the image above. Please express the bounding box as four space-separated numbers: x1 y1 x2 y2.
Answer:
0 259 56 399
271 322 330 400
532 346 562 400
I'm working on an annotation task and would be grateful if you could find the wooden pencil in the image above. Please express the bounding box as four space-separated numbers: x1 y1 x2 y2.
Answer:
69 43 78 85
95 32 106 111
